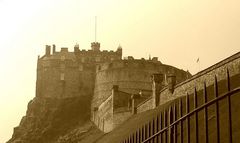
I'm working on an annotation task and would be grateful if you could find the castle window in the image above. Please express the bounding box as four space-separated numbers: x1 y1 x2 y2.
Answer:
61 56 65 61
60 73 65 80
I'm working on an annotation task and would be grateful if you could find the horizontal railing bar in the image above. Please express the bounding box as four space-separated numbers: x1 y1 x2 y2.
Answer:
142 87 240 143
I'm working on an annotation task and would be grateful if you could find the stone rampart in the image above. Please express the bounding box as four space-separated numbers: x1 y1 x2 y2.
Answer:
135 52 240 113
136 97 154 113
92 60 191 111
159 52 240 105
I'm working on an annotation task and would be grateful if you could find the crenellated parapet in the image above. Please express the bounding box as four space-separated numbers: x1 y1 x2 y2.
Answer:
36 42 122 98
39 43 122 64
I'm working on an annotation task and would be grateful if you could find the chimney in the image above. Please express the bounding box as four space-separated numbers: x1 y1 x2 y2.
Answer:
131 94 140 114
45 45 51 56
151 73 164 107
52 44 56 54
112 85 119 92
74 44 80 53
91 42 100 51
167 74 176 93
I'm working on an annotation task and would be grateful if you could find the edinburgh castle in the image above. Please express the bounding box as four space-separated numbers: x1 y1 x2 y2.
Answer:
8 42 240 143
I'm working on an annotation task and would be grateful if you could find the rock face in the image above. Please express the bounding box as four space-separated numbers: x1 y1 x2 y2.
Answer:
7 96 103 143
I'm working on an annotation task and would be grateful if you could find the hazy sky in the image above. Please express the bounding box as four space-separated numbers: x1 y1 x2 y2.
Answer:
0 0 240 142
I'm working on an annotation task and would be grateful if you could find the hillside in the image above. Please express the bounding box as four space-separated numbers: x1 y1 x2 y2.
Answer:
7 94 103 143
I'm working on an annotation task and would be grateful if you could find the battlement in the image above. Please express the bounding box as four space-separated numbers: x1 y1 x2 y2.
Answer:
96 58 163 72
42 44 121 55
39 43 122 63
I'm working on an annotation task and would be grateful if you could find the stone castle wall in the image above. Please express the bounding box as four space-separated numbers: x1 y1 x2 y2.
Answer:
36 44 122 98
37 59 95 98
92 60 191 111
136 52 240 114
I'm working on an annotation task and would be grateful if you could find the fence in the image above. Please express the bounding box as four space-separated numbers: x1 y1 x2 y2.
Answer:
121 69 239 143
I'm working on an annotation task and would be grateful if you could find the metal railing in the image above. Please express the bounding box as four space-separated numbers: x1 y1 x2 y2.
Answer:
121 69 239 143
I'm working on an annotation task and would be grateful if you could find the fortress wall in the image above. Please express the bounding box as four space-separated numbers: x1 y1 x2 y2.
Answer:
159 52 240 105
113 111 132 129
93 90 132 132
37 59 95 98
137 98 154 113
95 95 113 133
113 91 131 109
92 60 190 111
92 68 156 110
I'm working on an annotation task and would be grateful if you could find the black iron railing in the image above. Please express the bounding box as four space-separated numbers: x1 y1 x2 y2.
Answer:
121 69 239 143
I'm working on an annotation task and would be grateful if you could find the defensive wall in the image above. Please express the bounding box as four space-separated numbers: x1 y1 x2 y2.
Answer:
92 59 191 113
93 85 148 133
137 52 240 113
92 59 191 132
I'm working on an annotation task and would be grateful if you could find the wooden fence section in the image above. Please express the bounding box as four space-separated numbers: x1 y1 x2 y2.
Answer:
121 69 240 143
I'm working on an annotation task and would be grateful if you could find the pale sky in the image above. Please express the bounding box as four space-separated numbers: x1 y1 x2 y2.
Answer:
0 0 240 142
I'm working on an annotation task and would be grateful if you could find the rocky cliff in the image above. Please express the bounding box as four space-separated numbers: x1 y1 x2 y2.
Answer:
7 95 103 143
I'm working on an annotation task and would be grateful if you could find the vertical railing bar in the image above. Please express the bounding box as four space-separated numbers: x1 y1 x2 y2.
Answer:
129 135 131 143
164 109 168 143
194 87 199 143
203 82 209 143
160 113 163 143
135 130 137 143
186 93 190 143
143 124 145 142
173 102 177 143
226 68 232 143
132 133 134 143
179 98 183 143
149 121 151 143
152 118 155 143
214 75 220 143
168 106 173 143
171 102 177 143
156 115 159 143
139 128 142 143
145 124 148 142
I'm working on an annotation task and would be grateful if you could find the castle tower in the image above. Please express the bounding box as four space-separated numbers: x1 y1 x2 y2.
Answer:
91 42 100 51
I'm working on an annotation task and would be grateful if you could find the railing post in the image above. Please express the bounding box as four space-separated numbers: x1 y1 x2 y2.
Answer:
203 82 209 143
135 130 138 143
156 115 159 143
149 121 152 143
226 69 232 143
186 93 190 143
142 126 144 142
145 124 148 142
194 87 199 143
168 107 173 143
164 110 168 143
152 119 155 143
160 113 163 143
214 75 220 143
179 99 183 143
173 103 177 143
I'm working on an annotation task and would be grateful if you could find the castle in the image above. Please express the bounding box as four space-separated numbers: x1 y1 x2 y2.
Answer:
9 41 240 143
36 42 191 133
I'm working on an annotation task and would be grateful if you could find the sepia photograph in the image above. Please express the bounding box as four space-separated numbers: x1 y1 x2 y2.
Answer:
0 0 240 143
